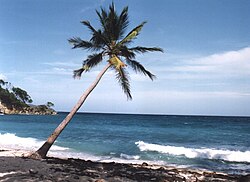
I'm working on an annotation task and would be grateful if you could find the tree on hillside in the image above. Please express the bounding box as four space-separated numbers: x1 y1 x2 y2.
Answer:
0 79 5 88
46 102 54 108
12 87 33 104
30 3 163 159
0 87 27 109
0 80 11 90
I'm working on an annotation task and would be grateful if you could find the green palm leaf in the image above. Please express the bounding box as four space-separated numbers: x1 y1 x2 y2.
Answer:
129 46 163 53
68 37 101 51
107 3 119 41
118 45 136 59
126 60 156 80
96 8 108 31
117 6 129 39
73 52 103 79
97 4 129 42
83 52 104 69
73 68 85 79
118 21 147 45
81 21 109 47
114 67 132 100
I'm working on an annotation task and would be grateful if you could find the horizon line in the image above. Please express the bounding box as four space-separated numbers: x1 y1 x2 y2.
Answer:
56 111 250 118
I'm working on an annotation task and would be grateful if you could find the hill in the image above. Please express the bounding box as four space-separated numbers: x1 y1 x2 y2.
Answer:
0 80 57 115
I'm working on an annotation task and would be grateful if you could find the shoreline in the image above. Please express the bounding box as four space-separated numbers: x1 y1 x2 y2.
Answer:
0 149 249 182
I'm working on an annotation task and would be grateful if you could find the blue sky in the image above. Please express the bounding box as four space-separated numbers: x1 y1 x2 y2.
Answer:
1 0 250 116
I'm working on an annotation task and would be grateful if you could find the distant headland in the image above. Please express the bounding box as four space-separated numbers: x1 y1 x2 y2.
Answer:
0 79 57 115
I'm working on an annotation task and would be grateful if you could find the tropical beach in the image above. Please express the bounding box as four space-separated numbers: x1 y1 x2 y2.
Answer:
1 152 249 182
1 113 250 181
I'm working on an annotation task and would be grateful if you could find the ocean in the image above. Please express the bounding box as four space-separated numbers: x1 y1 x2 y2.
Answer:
0 113 249 174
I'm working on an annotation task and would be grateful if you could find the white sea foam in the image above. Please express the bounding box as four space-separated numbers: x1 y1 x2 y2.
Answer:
135 141 250 163
0 133 68 152
0 133 147 164
120 153 140 160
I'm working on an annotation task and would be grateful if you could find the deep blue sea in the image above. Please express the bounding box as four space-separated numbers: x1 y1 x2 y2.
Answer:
0 113 249 174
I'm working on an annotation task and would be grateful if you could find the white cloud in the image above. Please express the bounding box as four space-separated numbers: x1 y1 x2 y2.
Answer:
155 47 250 80
5 69 71 78
134 90 250 100
122 90 250 116
42 61 79 68
192 47 250 75
0 74 7 81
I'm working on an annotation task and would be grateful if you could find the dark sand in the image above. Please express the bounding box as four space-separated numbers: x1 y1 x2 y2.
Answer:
0 155 249 182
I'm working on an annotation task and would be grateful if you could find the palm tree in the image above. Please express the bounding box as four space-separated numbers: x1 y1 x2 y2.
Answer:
30 3 163 159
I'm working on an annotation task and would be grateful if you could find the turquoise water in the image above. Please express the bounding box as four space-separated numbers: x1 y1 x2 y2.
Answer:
0 113 249 174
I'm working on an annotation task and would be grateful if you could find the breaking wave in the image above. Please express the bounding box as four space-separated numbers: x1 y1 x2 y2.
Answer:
0 133 143 163
0 133 68 152
135 141 250 163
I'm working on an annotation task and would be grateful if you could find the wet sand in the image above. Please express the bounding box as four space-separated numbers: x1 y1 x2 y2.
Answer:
0 150 249 182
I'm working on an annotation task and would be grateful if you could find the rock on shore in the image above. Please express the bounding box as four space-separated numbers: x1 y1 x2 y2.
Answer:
0 102 57 115
0 155 249 182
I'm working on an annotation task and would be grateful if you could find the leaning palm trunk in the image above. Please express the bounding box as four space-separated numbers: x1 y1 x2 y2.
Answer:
30 3 163 159
29 63 111 159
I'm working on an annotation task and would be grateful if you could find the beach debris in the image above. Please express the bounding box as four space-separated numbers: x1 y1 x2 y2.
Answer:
29 169 38 175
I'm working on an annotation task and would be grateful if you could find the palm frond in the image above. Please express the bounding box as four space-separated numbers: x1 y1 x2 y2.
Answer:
81 20 98 35
107 3 119 41
113 67 132 100
73 52 103 79
126 59 156 80
117 6 129 39
96 4 129 42
73 68 85 79
93 29 108 48
83 52 104 70
118 21 147 45
81 21 109 47
129 46 163 53
119 46 136 59
96 7 108 31
68 37 101 51
96 3 117 42
96 8 110 41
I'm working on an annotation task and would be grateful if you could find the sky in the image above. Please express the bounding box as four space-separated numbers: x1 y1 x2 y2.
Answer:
0 0 250 116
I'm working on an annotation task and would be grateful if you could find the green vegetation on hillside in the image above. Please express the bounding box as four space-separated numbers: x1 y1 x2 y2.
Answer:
0 80 29 110
0 79 56 114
